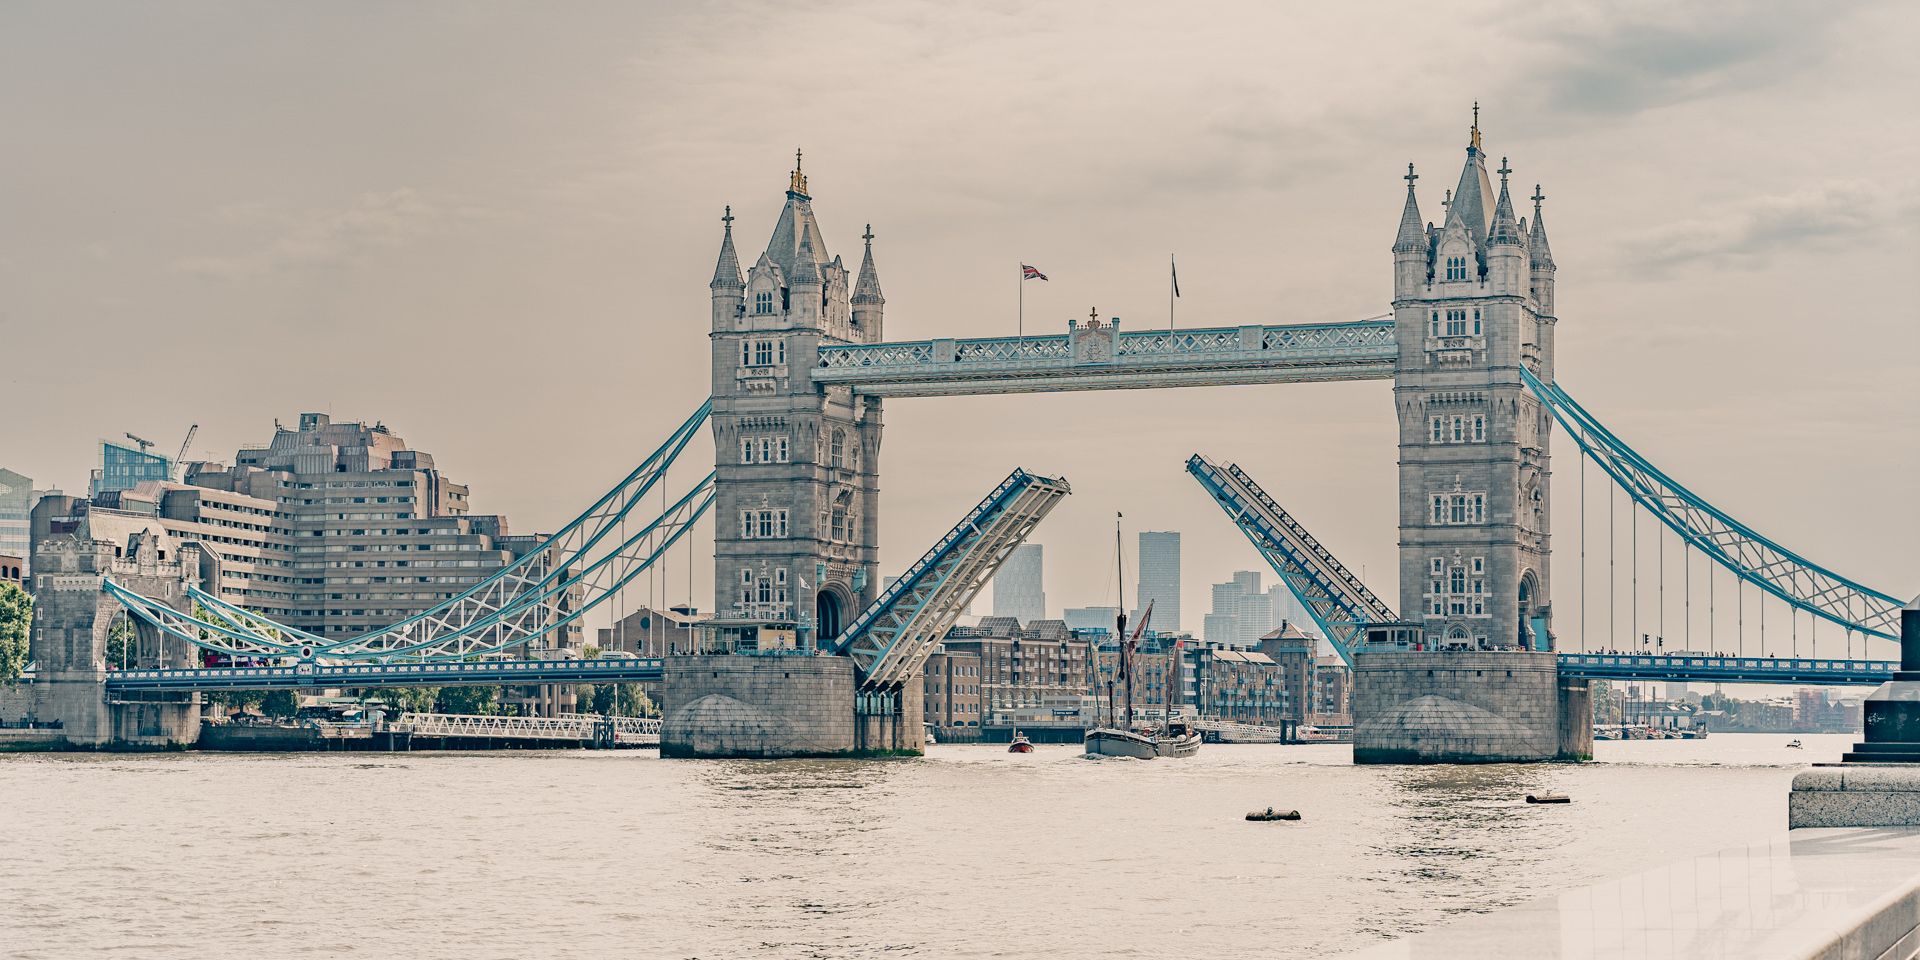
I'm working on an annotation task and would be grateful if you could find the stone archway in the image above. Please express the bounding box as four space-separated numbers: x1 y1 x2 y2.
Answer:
816 587 847 644
1518 570 1539 649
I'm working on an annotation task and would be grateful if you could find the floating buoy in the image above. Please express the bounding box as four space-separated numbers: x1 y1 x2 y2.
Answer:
1245 807 1302 821
1525 792 1571 804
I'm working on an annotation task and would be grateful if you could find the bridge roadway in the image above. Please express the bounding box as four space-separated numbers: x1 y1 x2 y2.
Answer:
811 318 1396 396
1555 652 1893 686
104 658 665 692
104 651 1889 694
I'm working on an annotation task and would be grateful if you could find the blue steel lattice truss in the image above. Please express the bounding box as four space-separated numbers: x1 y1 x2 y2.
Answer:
1519 367 1903 644
1186 455 1394 665
102 402 717 663
831 468 1071 690
812 318 1397 396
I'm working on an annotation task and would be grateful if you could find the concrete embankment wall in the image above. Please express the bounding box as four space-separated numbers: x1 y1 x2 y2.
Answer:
1353 651 1584 763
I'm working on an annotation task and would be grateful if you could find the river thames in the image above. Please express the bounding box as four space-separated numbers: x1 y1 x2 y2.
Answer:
0 733 1850 959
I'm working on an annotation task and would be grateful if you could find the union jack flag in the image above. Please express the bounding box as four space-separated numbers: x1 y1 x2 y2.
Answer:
1021 264 1048 281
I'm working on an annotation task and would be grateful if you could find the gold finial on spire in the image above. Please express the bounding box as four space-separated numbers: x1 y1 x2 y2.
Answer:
1470 102 1483 152
789 147 808 195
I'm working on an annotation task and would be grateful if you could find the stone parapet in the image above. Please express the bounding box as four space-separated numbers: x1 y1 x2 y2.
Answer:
1790 765 1920 828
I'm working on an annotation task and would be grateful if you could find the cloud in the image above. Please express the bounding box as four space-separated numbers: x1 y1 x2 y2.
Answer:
1510 0 1866 119
1616 180 1907 275
172 188 451 280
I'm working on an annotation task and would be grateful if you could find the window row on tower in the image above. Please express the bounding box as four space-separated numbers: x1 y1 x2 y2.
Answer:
1429 492 1486 526
1429 414 1487 444
739 435 791 464
739 508 790 540
1428 308 1482 338
736 566 791 619
1426 556 1488 618
740 338 787 368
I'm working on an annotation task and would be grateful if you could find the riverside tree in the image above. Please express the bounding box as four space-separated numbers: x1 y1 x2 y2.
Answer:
0 581 29 682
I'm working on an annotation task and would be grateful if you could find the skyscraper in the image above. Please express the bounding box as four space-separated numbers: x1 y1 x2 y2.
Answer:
0 469 29 567
992 543 1045 624
1135 531 1181 632
1268 583 1310 630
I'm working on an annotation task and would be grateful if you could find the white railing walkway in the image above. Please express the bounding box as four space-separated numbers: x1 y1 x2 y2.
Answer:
392 713 661 745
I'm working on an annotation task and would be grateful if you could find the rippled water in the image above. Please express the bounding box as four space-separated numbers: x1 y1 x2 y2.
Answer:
0 734 1852 959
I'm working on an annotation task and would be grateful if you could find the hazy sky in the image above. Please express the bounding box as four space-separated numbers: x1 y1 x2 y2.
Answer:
2 2 1915 650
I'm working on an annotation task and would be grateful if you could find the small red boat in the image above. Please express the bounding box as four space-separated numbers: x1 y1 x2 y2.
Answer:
1008 733 1034 753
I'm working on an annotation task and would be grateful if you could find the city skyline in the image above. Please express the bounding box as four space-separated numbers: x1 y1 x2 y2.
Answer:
2 3 1915 651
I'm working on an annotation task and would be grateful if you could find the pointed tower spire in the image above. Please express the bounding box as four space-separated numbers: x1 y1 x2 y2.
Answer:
852 224 884 330
711 204 743 289
1448 106 1495 250
852 224 883 303
790 218 822 286
1528 184 1554 267
1393 163 1426 253
1489 157 1522 246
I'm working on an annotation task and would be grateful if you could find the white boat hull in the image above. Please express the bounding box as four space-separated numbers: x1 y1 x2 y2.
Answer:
1084 728 1202 759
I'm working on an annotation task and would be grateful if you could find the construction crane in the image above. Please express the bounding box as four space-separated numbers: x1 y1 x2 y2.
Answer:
123 432 154 452
171 424 198 481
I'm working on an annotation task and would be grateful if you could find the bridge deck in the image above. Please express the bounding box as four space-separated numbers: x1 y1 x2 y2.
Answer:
812 319 1396 396
104 658 664 692
1555 652 1893 685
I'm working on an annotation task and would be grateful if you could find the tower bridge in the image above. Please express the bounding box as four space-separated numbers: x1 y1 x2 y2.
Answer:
26 118 1906 758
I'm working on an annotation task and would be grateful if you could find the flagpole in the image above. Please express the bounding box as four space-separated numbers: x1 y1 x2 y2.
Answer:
1169 253 1175 330
1018 262 1024 341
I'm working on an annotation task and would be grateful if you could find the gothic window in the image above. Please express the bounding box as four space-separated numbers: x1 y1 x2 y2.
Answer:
1473 494 1485 523
1449 496 1467 525
830 491 853 541
754 291 774 315
831 429 846 469
775 436 790 463
1445 256 1469 282
1430 557 1445 576
1445 309 1468 337
1429 311 1440 337
756 438 772 463
1450 566 1467 596
1430 496 1446 524
1450 416 1465 442
1472 308 1482 336
739 438 753 464
1472 416 1486 442
1471 557 1485 575
1430 418 1443 442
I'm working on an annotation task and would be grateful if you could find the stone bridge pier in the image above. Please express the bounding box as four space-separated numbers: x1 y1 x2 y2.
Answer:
13 519 214 749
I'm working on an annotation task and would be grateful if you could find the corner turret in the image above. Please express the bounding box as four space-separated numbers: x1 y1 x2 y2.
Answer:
1393 163 1430 298
852 224 885 331
711 206 744 329
1487 158 1526 294
1529 185 1556 317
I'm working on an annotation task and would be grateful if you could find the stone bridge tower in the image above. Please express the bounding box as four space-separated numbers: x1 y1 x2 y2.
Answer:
709 153 885 647
1355 113 1583 764
22 504 215 748
1391 112 1557 653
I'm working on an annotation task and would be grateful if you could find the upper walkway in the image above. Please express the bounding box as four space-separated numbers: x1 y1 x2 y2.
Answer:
812 318 1396 396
